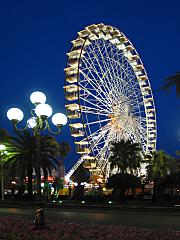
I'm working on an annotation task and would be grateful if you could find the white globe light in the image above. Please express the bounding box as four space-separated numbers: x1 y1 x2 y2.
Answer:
0 144 5 151
27 117 37 128
7 108 24 122
30 91 46 105
52 113 67 126
35 103 52 117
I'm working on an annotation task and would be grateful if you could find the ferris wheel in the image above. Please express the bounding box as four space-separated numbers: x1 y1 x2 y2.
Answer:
64 23 156 180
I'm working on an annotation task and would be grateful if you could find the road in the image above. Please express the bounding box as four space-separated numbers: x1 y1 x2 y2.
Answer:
0 207 180 230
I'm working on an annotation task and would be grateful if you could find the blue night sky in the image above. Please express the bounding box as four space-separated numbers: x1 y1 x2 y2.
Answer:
0 0 180 172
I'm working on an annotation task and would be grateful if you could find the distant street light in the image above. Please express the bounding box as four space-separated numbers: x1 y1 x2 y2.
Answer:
0 144 6 201
7 91 67 198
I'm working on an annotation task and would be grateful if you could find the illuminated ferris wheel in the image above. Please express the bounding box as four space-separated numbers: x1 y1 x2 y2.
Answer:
64 23 156 180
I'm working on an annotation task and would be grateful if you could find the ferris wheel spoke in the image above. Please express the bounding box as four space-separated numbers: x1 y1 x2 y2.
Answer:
116 73 135 97
89 124 111 145
80 65 112 108
115 73 137 99
79 81 112 110
95 135 112 169
125 90 142 105
81 104 110 114
85 42 122 99
85 51 130 104
101 62 125 100
117 69 134 96
86 124 110 145
105 47 129 84
82 51 114 104
94 126 113 150
89 42 118 89
79 95 110 113
90 129 110 155
84 118 111 126
80 69 111 106
80 125 110 157
131 127 147 145
107 49 135 94
104 59 134 101
92 138 110 160
113 54 131 81
110 49 124 83
81 108 110 116
101 43 127 95
89 46 123 101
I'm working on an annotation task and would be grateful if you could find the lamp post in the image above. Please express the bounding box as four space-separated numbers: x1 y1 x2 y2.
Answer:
0 144 6 201
7 91 67 198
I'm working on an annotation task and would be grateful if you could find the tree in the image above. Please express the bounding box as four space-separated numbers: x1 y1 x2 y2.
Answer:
166 155 180 175
56 141 71 177
109 139 142 174
160 172 180 191
146 150 170 202
58 141 71 160
0 128 11 144
5 131 60 198
0 128 11 200
71 164 89 184
160 72 180 97
106 173 141 202
71 164 89 200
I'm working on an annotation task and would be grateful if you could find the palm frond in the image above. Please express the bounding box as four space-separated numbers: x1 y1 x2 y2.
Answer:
159 72 180 97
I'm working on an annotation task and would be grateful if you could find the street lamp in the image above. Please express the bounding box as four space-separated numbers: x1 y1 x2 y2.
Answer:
7 91 67 198
0 144 6 201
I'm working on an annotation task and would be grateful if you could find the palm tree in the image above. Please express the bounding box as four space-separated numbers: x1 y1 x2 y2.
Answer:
147 150 170 202
37 134 60 180
0 128 11 144
5 131 35 196
160 72 180 97
58 141 71 160
56 141 71 177
5 131 60 198
109 139 142 174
